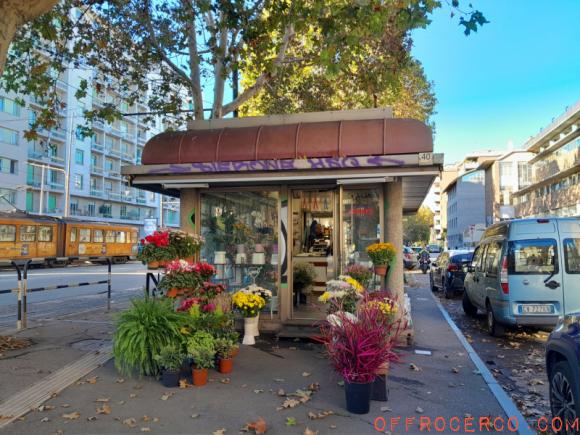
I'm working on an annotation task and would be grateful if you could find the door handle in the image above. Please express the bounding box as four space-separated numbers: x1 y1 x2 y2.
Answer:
545 280 560 290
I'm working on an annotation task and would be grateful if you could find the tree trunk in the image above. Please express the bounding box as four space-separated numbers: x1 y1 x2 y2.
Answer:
0 0 59 75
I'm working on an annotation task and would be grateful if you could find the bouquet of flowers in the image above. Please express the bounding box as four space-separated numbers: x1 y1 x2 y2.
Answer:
365 242 396 267
344 264 373 289
169 230 204 259
137 230 176 265
318 275 364 314
243 284 272 304
232 290 266 318
192 262 216 280
158 259 202 298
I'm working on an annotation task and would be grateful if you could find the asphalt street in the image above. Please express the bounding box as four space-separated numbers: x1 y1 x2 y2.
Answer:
0 262 149 329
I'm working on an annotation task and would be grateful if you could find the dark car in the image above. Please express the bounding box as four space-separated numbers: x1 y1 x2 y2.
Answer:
403 246 417 270
430 249 474 298
546 313 580 431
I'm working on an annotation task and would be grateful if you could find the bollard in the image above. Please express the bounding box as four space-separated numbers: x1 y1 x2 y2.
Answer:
106 258 112 311
11 261 22 330
22 260 31 329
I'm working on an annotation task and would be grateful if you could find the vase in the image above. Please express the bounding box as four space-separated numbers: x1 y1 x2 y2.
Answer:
218 357 233 374
254 244 264 253
243 316 259 345
344 380 373 414
270 253 278 265
374 265 388 276
192 368 208 386
252 252 265 265
147 261 159 269
214 251 227 265
254 312 260 336
371 375 389 402
235 253 247 264
160 369 180 388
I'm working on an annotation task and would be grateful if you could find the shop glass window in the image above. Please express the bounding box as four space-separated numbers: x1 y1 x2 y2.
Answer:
0 224 16 241
79 228 91 242
70 228 77 242
201 191 279 312
116 231 126 243
93 229 104 243
38 226 53 242
105 231 115 243
20 225 36 242
508 239 558 275
564 239 580 274
341 188 380 269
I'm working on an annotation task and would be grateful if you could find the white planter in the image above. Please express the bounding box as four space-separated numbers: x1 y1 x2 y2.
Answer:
270 253 278 265
252 252 265 265
243 316 259 345
214 251 227 264
235 253 247 264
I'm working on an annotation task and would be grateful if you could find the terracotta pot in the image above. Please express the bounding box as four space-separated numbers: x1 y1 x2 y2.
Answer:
231 346 240 358
218 357 233 374
166 288 181 298
376 361 390 375
192 368 208 386
374 265 388 276
147 260 159 269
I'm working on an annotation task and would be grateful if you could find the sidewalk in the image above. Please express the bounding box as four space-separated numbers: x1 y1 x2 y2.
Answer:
0 279 521 435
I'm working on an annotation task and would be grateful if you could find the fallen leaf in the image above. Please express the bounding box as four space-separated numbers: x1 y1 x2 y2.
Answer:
213 429 226 435
61 404 70 408
253 389 264 394
160 392 174 401
380 406 392 412
123 417 137 428
279 398 301 409
451 367 459 374
115 378 125 384
95 398 110 403
142 415 151 422
307 383 320 392
153 417 159 423
416 407 424 414
304 428 318 435
191 414 200 419
286 417 297 426
134 384 143 390
274 378 285 383
129 393 137 399
38 405 55 412
245 417 267 434
308 410 333 420
86 376 98 384
62 411 80 420
337 380 344 387
329 424 337 429
87 416 97 421
179 379 191 389
220 378 230 384
118 401 125 405
141 428 151 432
277 389 286 396
97 403 111 415
302 372 311 377
41 417 50 422
409 363 422 372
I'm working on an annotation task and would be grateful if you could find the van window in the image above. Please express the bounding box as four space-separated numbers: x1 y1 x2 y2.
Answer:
563 238 580 274
20 225 36 242
38 226 53 242
0 224 16 241
452 253 474 264
93 229 104 243
508 239 558 275
472 245 486 272
484 242 502 276
79 228 91 242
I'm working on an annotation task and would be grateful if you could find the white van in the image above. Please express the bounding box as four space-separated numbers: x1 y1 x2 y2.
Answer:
462 218 580 336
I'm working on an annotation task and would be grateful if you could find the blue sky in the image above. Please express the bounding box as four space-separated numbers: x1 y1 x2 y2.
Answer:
411 0 580 165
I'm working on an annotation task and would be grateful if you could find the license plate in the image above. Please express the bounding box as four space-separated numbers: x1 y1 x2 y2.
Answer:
520 304 554 314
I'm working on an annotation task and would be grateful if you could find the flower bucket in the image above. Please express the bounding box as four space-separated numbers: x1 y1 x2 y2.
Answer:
344 380 373 414
147 261 159 269
371 374 389 402
166 288 181 298
192 368 208 386
374 265 388 276
219 357 233 374
160 370 180 388
243 316 259 345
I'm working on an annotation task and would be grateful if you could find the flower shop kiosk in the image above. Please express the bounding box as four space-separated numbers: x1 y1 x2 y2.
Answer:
122 109 442 332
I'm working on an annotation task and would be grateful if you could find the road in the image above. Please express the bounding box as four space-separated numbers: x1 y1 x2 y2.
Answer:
0 262 151 329
408 272 551 428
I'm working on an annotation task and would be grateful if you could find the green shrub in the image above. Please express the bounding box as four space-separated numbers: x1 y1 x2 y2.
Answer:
154 344 185 372
186 331 215 369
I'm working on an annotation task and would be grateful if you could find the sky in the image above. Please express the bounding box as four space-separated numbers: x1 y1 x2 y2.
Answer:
411 0 580 166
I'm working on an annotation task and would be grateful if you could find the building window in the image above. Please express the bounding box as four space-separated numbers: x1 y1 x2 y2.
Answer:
499 162 514 189
0 188 17 204
87 203 96 216
0 157 17 174
47 194 57 212
74 174 83 189
0 127 18 145
75 149 84 165
120 205 127 218
517 162 532 189
105 159 113 171
26 191 34 211
0 97 21 116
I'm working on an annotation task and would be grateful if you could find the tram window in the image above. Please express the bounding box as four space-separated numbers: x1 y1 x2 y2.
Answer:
20 225 36 242
38 226 53 242
116 231 126 243
79 228 91 242
70 228 77 242
93 229 104 243
0 224 16 242
105 231 115 243
131 232 138 243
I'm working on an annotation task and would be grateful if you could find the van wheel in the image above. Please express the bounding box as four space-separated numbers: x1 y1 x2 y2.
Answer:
486 301 505 337
443 280 454 299
462 291 477 317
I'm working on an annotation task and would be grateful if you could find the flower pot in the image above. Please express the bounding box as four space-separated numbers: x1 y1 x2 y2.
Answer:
179 358 193 378
160 369 180 388
374 265 388 276
147 260 159 269
371 374 389 402
344 380 373 414
166 288 181 298
218 357 233 374
183 255 194 263
214 251 227 265
192 368 208 386
242 316 259 345
236 244 246 254
252 252 265 265
158 260 167 267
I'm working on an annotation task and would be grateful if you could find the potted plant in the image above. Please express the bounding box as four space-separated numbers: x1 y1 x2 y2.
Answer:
214 338 235 374
319 305 395 414
113 299 183 377
232 289 266 345
154 344 185 387
137 230 176 268
365 242 396 276
344 264 373 290
186 331 215 386
169 230 204 263
293 262 316 303
158 259 203 298
318 275 364 314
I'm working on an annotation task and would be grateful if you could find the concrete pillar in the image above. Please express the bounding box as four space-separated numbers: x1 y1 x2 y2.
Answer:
384 180 404 301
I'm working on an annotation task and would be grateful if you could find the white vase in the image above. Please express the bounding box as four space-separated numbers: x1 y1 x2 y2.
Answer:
270 253 278 265
254 312 260 337
235 253 247 264
252 252 265 265
243 316 259 345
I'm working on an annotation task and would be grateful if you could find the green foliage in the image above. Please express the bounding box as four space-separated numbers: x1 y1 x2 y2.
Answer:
214 337 236 359
403 206 434 245
186 331 215 369
157 270 202 292
136 244 176 263
293 262 316 293
113 298 184 377
154 344 185 372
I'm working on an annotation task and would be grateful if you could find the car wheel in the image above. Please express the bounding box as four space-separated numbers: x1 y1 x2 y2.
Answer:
430 273 437 292
443 279 454 299
462 291 477 317
550 360 579 434
486 301 505 337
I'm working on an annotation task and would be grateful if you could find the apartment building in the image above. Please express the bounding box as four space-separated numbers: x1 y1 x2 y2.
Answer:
0 68 179 234
513 101 580 218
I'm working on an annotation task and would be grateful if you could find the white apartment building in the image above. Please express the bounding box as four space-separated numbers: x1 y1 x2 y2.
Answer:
0 68 179 234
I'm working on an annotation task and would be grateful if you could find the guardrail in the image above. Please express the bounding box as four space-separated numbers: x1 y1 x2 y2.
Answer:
0 257 113 330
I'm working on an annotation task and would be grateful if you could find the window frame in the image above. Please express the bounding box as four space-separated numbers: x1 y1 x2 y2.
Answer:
79 228 91 242
19 225 36 242
0 224 16 242
507 238 559 275
563 238 580 275
38 226 53 242
93 229 104 243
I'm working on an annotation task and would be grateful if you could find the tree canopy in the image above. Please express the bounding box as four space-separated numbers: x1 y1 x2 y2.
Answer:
1 0 487 138
404 206 435 245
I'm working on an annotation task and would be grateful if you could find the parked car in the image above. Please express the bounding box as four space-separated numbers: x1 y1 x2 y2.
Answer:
462 217 580 336
545 313 580 428
403 247 417 270
430 250 474 298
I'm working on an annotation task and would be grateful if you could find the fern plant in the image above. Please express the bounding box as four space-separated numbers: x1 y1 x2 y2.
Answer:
113 298 184 377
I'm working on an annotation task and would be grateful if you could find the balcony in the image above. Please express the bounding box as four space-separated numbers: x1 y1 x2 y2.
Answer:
106 147 122 158
136 197 146 204
90 189 104 198
121 152 134 162
122 192 134 202
27 178 41 188
104 170 121 179
106 191 121 200
27 149 45 160
46 181 65 191
93 120 104 130
91 142 104 152
91 166 103 175
137 135 146 145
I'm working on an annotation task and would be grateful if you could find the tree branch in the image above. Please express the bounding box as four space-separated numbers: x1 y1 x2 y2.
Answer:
211 12 229 118
182 0 204 120
220 23 294 117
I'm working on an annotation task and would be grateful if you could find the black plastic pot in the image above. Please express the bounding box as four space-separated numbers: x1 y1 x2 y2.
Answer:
371 375 389 401
160 370 180 388
344 380 373 414
179 357 193 379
